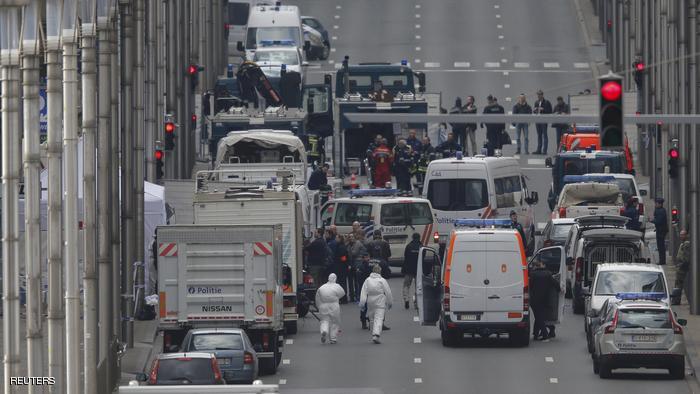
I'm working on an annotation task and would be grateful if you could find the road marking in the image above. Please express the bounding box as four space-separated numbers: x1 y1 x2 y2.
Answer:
508 111 513 115
503 71 509 75
505 97 512 102
415 35 421 39
282 359 291 365
331 48 337 52
415 24 421 28
494 4 500 9
501 58 508 63
545 356 554 362
415 4 422 9
413 316 420 322
414 357 422 363
415 14 421 18
544 62 560 68
454 62 470 68
514 62 530 68
414 59 422 63
414 378 423 384
527 158 546 165
485 62 500 68
334 15 340 19
497 24 503 29
424 62 440 68
328 60 335 64
504 83 511 88
414 337 422 343
334 63 342 69
549 378 558 384
500 46 506 50
498 35 504 39
496 14 501 18
574 62 590 69
333 25 339 29
286 339 294 345
332 36 338 40
415 46 421 51
279 379 287 385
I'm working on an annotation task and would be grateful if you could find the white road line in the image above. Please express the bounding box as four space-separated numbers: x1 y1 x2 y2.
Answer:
574 62 590 69
527 158 546 165
336 5 342 9
543 62 560 68
505 97 512 102
328 60 335 64
504 83 511 88
414 357 422 364
282 359 291 365
415 14 421 18
415 4 422 9
501 58 508 63
279 379 287 385
496 14 501 18
485 62 500 68
415 35 421 39
414 59 421 63
454 62 470 68
549 378 559 384
413 337 422 343
331 48 337 52
498 35 504 39
285 339 294 345
497 24 503 29
415 24 421 28
413 316 420 322
334 15 340 19
514 62 530 68
333 25 339 29
414 378 423 384
500 46 506 50
494 4 500 9
415 47 422 51
545 356 554 362
332 36 338 40
424 62 440 68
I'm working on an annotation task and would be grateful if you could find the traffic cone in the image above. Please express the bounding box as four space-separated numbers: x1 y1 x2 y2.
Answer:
350 172 358 189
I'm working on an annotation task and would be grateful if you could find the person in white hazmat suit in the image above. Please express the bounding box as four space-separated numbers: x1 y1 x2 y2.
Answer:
316 273 346 344
359 264 393 344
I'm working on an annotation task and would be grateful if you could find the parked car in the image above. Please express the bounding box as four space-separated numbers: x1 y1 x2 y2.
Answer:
180 328 259 384
142 352 226 385
302 24 329 60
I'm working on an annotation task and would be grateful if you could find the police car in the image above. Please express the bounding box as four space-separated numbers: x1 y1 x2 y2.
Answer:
591 292 687 379
321 188 435 266
252 40 307 84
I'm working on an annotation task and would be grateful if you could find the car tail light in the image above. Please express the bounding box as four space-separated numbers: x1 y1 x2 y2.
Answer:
605 311 618 334
543 239 553 248
262 333 270 351
148 359 160 384
575 257 584 282
211 357 224 384
671 311 683 334
558 207 566 218
443 286 450 312
638 202 644 215
619 207 626 215
163 332 171 350
523 285 529 311
244 352 254 365
433 232 440 243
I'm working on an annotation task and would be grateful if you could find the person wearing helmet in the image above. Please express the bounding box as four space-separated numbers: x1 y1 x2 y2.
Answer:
315 273 346 344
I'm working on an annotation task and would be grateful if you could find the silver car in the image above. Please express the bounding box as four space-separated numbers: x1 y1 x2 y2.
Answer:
180 328 259 384
591 294 687 379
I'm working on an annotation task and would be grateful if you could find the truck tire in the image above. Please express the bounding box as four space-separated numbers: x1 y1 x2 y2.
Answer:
285 320 298 335
259 339 279 375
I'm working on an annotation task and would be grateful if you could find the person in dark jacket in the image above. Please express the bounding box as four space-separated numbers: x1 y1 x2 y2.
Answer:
463 96 478 156
304 228 329 287
436 132 462 158
367 230 391 263
356 253 374 329
651 198 669 265
529 259 561 340
393 139 414 193
307 163 329 190
552 96 570 149
622 197 641 231
533 90 553 155
482 95 506 156
512 94 532 155
333 235 350 303
449 97 468 148
510 210 526 247
405 129 422 154
402 233 422 309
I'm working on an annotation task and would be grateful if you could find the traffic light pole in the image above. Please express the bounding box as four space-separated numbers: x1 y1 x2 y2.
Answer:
690 0 700 316
134 0 146 319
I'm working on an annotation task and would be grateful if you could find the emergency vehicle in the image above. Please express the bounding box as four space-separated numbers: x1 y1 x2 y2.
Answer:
321 188 435 266
421 154 538 256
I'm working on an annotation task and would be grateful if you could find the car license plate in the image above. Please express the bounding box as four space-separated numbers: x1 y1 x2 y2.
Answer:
459 314 480 321
631 335 656 342
217 358 231 366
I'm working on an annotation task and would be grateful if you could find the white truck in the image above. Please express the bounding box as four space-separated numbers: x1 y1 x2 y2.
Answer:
156 224 285 375
553 182 623 219
193 170 310 335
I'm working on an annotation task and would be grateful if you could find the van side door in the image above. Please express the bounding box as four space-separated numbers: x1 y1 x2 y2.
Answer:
417 247 442 325
529 246 566 324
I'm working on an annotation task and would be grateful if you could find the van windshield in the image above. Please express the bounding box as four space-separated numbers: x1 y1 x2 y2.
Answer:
594 271 666 295
246 27 300 49
427 179 488 211
380 202 433 226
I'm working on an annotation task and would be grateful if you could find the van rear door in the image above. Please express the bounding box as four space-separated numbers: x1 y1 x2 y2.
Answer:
448 234 487 316
483 233 525 323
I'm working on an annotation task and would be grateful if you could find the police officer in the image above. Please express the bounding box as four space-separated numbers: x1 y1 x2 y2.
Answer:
510 210 526 246
307 163 329 190
393 139 413 193
367 230 391 268
437 132 462 158
651 198 669 265
672 230 690 305
406 130 421 154
482 95 505 156
415 137 434 194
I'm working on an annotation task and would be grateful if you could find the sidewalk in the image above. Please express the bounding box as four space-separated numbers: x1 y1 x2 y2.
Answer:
118 319 160 386
573 0 610 80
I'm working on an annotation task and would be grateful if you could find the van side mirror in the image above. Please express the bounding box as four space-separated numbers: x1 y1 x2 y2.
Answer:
135 372 148 382
640 189 648 196
545 157 553 168
677 318 688 326
237 41 245 52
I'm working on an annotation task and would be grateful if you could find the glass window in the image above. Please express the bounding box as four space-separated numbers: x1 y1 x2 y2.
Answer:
408 203 434 225
190 334 244 351
335 203 372 226
228 3 250 25
618 309 671 329
303 86 329 114
612 178 637 202
156 358 215 384
495 176 517 208
594 271 666 295
378 75 408 89
302 18 320 29
348 76 373 89
380 204 406 226
552 223 574 240
253 50 299 65
246 27 300 49
427 179 488 211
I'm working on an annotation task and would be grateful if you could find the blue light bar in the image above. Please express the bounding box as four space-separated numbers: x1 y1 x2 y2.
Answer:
615 292 667 301
563 175 616 184
454 219 513 228
575 125 599 132
455 151 463 160
259 39 296 47
349 188 399 197
401 59 408 66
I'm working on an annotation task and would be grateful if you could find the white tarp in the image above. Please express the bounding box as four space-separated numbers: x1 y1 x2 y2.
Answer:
215 130 307 166
558 183 623 208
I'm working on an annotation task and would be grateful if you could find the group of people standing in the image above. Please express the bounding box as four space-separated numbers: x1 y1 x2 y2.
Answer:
365 131 436 192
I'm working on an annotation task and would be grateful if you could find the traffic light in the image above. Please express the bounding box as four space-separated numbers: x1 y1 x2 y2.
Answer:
165 121 176 151
599 73 624 150
155 149 164 179
668 147 679 178
671 207 679 225
187 64 205 90
191 114 197 130
632 60 645 89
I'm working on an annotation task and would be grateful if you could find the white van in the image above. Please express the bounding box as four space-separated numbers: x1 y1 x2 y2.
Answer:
227 0 253 60
238 4 309 60
417 220 564 347
321 189 435 266
421 155 539 255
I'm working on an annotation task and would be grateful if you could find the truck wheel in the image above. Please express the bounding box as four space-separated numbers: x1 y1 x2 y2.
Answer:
259 340 279 375
441 328 460 347
573 297 585 314
285 320 298 335
320 42 330 60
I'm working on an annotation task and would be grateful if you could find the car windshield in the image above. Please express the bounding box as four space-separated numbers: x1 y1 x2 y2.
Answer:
380 202 433 226
335 203 372 226
156 358 215 384
189 333 244 351
560 157 625 177
254 50 299 65
618 309 672 329
246 27 299 49
427 179 489 211
611 178 637 201
552 223 574 239
594 271 666 295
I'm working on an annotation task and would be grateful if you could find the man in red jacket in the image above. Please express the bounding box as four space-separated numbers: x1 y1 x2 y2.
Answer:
371 139 393 188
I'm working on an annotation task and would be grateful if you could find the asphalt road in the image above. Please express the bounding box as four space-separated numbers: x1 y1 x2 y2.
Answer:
263 0 696 392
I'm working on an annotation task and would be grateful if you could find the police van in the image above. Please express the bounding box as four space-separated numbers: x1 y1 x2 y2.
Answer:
237 3 310 61
416 219 566 347
320 188 435 266
421 154 539 255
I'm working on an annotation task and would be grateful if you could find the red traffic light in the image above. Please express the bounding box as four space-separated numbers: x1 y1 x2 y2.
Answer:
165 122 175 133
635 62 645 72
672 208 679 215
188 64 198 75
669 148 679 159
601 81 622 101
191 114 197 122
155 150 164 160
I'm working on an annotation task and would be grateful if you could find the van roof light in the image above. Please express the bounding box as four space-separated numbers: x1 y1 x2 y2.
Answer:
455 151 463 160
615 292 667 301
562 175 616 184
453 219 513 228
349 188 399 198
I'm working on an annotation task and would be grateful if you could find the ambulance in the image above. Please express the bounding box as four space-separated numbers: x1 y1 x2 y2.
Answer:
421 154 539 256
320 188 435 266
416 219 566 347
